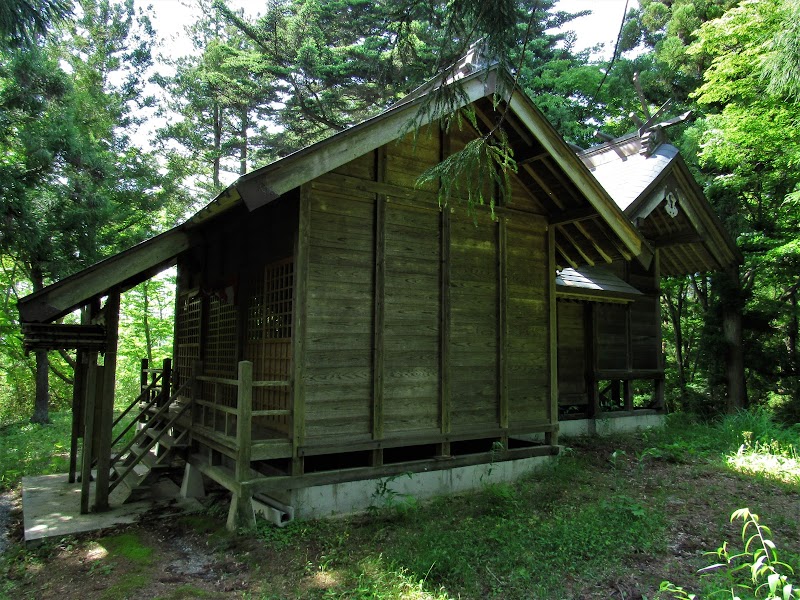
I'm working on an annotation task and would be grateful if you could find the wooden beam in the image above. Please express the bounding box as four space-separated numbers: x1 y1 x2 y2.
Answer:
507 91 650 267
652 232 705 248
557 224 596 266
19 228 190 324
523 163 566 210
574 221 614 264
555 241 579 269
541 157 581 204
549 206 597 226
516 148 550 166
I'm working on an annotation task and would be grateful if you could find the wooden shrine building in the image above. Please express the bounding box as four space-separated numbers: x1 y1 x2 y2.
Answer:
17 52 741 528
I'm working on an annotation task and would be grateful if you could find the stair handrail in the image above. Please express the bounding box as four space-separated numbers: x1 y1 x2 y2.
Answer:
108 388 193 495
111 373 163 431
110 378 191 466
109 377 168 450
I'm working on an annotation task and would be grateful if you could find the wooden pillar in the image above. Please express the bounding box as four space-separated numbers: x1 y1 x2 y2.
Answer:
79 355 99 514
653 249 665 410
498 217 509 431
235 360 253 482
291 184 310 476
439 204 452 455
140 358 149 399
546 225 559 446
160 358 172 407
623 380 634 411
69 349 87 484
190 359 202 433
584 303 598 419
94 289 120 512
229 360 254 531
371 146 386 467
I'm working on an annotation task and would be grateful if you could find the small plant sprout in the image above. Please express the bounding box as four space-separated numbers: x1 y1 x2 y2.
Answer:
661 509 799 600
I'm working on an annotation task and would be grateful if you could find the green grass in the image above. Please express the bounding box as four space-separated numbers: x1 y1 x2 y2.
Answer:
0 412 72 489
2 407 799 599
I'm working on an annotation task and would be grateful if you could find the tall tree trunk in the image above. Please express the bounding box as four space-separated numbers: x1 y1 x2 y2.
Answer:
790 290 799 405
213 101 221 189
722 267 747 413
664 287 687 398
30 265 50 423
239 109 248 176
142 281 152 363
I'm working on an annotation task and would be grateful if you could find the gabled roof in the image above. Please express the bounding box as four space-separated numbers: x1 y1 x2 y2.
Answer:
19 60 653 324
578 134 742 276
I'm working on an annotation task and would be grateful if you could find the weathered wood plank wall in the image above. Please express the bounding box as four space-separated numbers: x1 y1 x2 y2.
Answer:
298 125 553 448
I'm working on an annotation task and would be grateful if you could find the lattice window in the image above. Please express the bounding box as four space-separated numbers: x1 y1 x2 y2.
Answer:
246 258 294 435
174 292 201 393
202 296 238 407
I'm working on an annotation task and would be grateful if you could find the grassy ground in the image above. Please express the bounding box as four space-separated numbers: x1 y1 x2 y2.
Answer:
1 410 799 599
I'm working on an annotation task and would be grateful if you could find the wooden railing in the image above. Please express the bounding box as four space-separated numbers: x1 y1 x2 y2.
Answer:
193 361 290 457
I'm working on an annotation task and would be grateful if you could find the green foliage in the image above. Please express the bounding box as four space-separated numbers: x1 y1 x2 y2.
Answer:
0 411 71 489
661 509 800 600
0 0 73 49
416 123 515 215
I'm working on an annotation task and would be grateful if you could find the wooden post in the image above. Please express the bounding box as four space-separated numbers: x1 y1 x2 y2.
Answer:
546 225 559 446
79 355 99 514
94 289 120 512
584 303 597 419
160 358 172 407
291 184 311 476
230 360 255 531
371 146 386 466
235 360 253 482
439 205 452 454
653 249 665 410
498 217 509 431
190 359 202 429
140 358 148 399
69 349 87 484
623 380 634 412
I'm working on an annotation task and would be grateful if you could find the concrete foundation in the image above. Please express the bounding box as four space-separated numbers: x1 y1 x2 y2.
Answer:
559 412 665 437
22 473 203 544
266 453 555 521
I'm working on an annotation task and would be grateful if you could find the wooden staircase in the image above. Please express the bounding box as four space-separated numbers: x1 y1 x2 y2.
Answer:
104 362 194 504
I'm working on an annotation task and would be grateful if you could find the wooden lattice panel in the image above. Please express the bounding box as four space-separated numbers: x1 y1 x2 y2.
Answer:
245 258 294 434
203 296 238 407
175 292 201 392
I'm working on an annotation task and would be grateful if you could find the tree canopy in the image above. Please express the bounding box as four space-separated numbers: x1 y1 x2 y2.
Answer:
1 0 799 422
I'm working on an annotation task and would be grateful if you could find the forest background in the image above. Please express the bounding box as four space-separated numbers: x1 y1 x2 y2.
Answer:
0 0 798 426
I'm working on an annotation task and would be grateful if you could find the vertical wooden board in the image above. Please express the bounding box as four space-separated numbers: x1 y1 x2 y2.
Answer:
384 128 440 193
448 213 499 430
557 301 586 396
303 185 375 439
630 295 659 370
331 153 375 180
505 222 550 424
382 201 441 434
507 174 547 215
595 303 629 371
